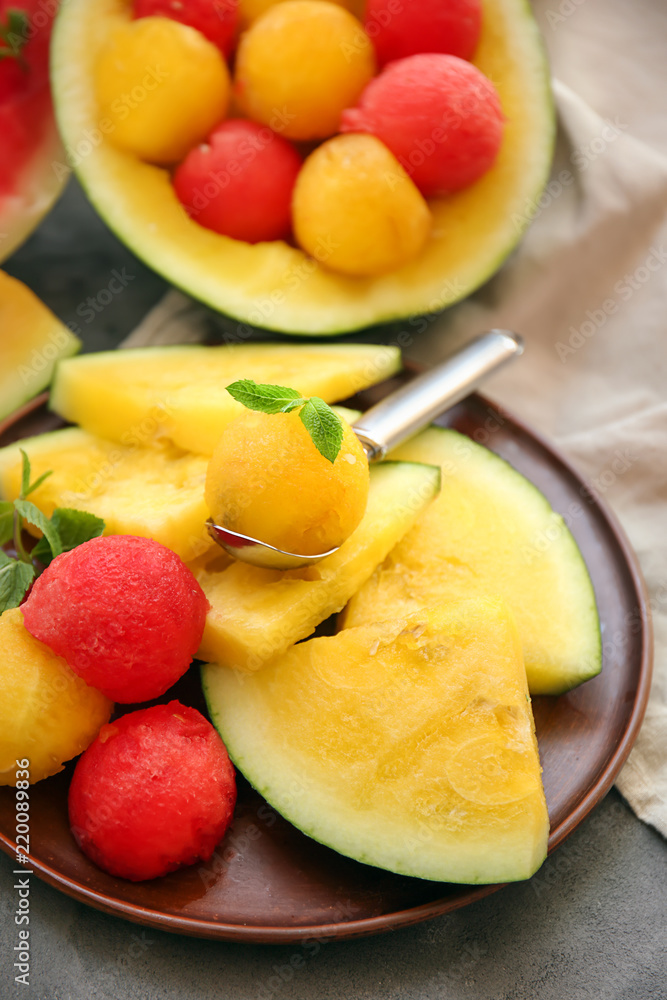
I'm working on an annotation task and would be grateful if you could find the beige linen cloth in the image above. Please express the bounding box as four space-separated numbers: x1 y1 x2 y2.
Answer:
123 0 667 838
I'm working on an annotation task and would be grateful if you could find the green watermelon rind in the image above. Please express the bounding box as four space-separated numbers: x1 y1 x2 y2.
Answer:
0 310 80 423
202 632 548 885
373 426 602 695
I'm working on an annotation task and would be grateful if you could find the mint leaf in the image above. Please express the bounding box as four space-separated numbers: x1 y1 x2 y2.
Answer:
30 536 53 565
32 508 104 566
227 380 345 462
0 560 34 613
25 469 53 498
0 501 13 547
280 398 305 414
227 380 305 415
0 459 102 600
19 449 31 499
18 449 53 498
299 397 344 464
49 507 104 553
14 500 63 559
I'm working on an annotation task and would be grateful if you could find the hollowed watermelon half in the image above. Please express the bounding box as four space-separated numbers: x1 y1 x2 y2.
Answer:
51 0 554 335
0 0 66 263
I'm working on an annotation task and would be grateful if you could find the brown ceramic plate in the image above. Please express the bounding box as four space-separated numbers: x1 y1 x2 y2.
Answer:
0 380 653 943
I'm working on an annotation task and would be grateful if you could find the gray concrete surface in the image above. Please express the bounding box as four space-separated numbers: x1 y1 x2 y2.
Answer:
2 181 665 1000
1 789 665 1000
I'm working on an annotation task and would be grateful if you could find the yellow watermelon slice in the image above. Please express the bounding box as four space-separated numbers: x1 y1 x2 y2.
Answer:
0 270 80 421
203 599 550 883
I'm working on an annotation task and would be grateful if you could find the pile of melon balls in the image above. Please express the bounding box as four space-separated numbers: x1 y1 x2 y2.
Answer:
96 0 503 276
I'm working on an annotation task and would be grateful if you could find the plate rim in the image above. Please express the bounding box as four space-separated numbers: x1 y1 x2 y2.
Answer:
0 389 654 943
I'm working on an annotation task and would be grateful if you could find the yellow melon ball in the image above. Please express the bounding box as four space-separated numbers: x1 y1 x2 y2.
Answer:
0 608 113 786
239 0 365 26
234 0 375 140
205 409 369 556
292 134 433 277
95 17 231 164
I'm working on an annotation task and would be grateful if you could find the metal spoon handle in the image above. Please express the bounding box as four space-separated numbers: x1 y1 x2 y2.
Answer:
352 329 523 461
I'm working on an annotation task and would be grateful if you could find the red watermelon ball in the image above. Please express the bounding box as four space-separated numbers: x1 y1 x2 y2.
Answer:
133 0 238 56
340 54 504 197
22 535 209 703
68 702 237 881
173 119 302 243
364 0 482 66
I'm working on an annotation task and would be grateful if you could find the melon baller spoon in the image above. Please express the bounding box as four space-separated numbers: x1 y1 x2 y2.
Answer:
207 329 523 570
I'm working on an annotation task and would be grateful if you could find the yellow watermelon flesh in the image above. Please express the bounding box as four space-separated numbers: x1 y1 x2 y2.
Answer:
49 343 402 454
203 598 549 883
0 427 212 562
342 427 601 695
0 271 80 421
193 460 441 670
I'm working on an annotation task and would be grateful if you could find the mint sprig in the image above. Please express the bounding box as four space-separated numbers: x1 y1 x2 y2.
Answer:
298 396 344 464
0 554 34 611
0 450 106 613
227 380 345 464
32 508 105 567
14 499 63 560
